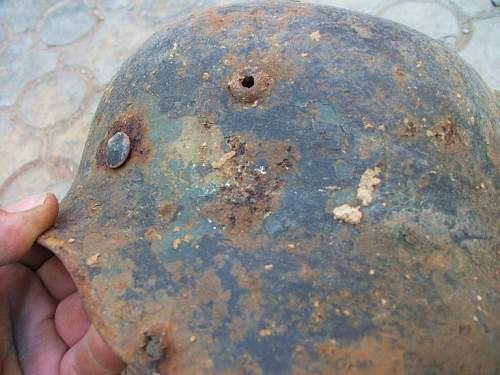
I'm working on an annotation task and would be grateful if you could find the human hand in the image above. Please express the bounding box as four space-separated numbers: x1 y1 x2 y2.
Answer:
0 193 125 375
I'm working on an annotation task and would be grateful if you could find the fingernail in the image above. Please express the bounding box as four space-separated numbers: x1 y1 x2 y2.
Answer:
4 193 49 213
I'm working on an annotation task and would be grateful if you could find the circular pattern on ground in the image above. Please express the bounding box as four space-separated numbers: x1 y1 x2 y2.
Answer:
0 35 58 108
0 158 76 206
135 0 201 25
0 113 13 137
40 1 96 46
0 0 53 34
0 25 6 52
459 18 500 91
87 0 133 11
17 70 89 129
380 1 460 49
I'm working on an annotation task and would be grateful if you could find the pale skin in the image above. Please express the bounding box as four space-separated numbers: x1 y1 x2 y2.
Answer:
0 193 126 375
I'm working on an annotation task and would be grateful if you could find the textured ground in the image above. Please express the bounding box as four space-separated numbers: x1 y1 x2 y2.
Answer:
0 0 498 205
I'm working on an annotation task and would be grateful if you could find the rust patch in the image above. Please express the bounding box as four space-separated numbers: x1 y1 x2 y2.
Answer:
158 200 178 222
218 353 263 375
205 3 312 37
228 67 273 105
225 47 303 107
145 227 163 241
346 211 500 374
426 117 465 149
136 323 178 371
198 114 216 130
120 291 216 374
201 136 299 243
194 269 231 329
393 66 408 85
310 300 327 325
97 106 152 168
229 262 263 342
37 3 500 374
351 22 372 38
401 117 418 137
205 9 240 35
312 336 405 374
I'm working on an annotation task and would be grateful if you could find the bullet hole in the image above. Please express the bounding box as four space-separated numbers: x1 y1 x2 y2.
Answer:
240 75 255 88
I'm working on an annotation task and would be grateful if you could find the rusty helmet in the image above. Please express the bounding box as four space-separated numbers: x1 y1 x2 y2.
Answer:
39 2 500 374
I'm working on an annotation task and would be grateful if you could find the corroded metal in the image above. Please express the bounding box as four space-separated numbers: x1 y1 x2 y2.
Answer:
39 2 499 374
106 131 131 169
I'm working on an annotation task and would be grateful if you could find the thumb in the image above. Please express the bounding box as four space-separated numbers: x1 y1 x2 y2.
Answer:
0 193 59 266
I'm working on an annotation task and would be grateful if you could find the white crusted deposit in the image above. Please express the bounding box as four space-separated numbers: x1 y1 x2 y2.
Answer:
357 166 382 206
332 204 363 225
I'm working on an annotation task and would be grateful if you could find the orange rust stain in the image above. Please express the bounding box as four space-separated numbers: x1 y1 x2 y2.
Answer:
427 251 449 270
218 352 263 375
137 318 214 375
310 300 327 325
201 136 300 249
224 47 304 105
393 66 408 86
229 263 263 342
111 232 129 247
315 336 405 375
488 146 498 166
96 105 153 169
228 68 273 105
204 9 240 35
345 213 500 374
81 231 131 258
298 264 319 283
351 22 372 39
194 269 230 328
145 227 163 241
159 200 178 222
399 117 419 138
205 3 311 37
165 260 184 283
426 117 467 151
229 315 251 342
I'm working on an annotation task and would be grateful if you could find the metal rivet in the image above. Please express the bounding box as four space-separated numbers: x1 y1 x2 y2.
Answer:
106 131 131 169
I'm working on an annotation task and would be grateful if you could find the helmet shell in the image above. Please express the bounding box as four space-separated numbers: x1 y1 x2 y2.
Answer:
40 2 500 374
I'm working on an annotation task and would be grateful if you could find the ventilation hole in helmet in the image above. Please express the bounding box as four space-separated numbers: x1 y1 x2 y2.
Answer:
240 75 255 88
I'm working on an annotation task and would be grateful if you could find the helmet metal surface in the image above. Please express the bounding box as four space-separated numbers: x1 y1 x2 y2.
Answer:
39 2 500 374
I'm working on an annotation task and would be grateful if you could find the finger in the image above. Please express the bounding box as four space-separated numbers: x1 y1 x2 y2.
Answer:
1 355 23 375
37 256 76 301
0 193 58 265
4 264 67 375
19 244 53 270
60 325 125 375
0 298 23 375
55 292 90 346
